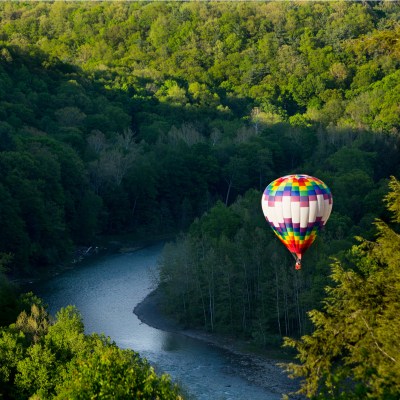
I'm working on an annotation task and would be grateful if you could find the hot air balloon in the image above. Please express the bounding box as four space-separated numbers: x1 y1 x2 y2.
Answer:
261 174 332 270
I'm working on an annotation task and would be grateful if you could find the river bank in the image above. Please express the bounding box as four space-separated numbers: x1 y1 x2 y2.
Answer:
134 287 303 399
30 241 301 400
19 236 303 398
14 234 174 288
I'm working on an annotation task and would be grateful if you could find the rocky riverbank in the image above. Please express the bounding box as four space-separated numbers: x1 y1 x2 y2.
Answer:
134 288 304 399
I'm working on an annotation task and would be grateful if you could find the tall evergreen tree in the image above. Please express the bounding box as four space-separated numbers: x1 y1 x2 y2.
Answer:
283 176 400 399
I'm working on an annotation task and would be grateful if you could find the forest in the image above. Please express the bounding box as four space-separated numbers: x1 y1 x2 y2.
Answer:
0 1 399 398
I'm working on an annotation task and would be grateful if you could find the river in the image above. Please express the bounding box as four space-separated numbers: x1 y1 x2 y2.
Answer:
33 243 283 400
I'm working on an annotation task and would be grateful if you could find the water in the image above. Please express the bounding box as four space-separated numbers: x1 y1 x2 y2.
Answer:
34 243 281 400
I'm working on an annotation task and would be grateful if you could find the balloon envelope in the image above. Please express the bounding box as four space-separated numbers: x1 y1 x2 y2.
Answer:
261 174 332 268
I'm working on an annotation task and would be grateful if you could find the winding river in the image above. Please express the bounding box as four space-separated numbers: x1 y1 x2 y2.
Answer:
33 243 282 400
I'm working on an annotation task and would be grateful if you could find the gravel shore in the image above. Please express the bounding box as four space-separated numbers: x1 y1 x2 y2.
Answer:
134 288 304 399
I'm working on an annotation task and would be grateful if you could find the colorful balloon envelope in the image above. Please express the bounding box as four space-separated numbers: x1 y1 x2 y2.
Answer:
261 174 332 270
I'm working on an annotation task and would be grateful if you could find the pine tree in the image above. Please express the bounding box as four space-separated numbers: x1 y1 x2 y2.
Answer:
283 176 400 399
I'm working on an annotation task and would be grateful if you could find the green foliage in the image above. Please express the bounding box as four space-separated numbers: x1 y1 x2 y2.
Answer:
0 1 398 280
385 176 400 223
0 329 25 395
0 254 17 325
55 344 182 400
14 304 49 345
283 178 400 399
15 343 59 399
0 302 183 399
0 0 399 374
0 2 398 397
0 1 399 130
190 201 241 240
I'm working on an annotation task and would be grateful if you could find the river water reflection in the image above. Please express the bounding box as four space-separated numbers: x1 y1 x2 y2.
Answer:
34 243 281 400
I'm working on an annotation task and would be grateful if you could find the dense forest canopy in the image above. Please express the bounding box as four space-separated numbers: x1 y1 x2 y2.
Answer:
0 1 399 397
1 1 399 131
0 1 397 272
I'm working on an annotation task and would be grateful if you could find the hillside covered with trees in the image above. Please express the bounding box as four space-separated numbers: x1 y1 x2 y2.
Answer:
0 1 399 398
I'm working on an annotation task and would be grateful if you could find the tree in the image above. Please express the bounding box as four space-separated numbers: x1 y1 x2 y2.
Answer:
1 301 183 399
54 342 183 400
222 156 249 205
283 176 400 399
0 254 18 326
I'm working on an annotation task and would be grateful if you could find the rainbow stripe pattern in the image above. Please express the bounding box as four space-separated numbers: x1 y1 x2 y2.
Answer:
261 174 333 261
